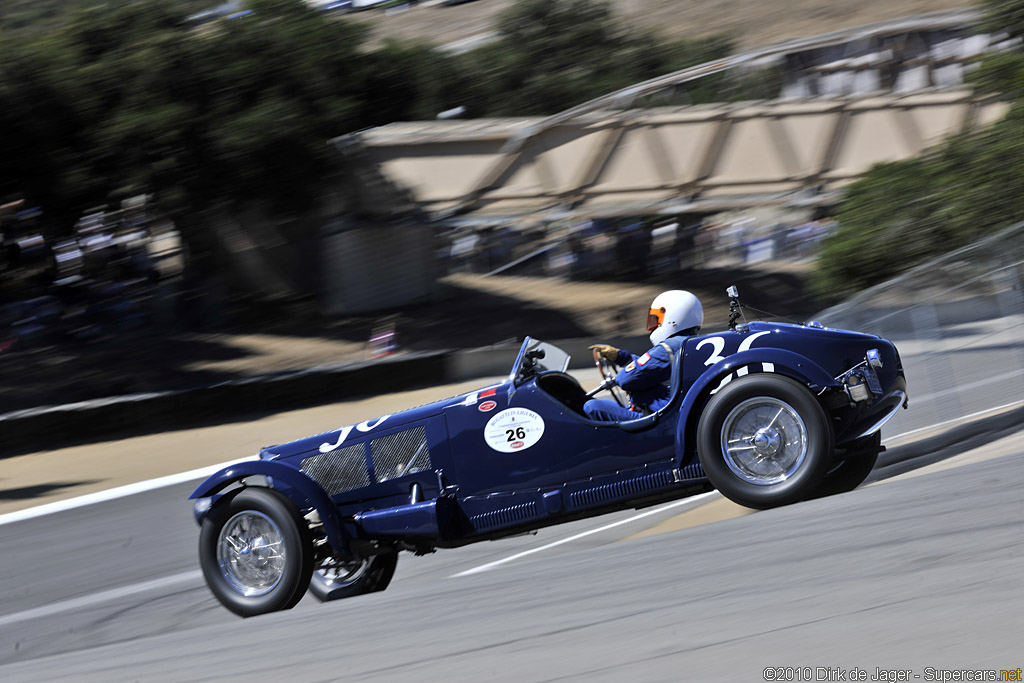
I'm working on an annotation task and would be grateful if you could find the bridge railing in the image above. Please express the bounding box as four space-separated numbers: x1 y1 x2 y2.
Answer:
814 222 1024 436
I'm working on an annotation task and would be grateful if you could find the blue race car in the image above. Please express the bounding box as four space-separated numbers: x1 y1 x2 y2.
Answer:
190 287 907 616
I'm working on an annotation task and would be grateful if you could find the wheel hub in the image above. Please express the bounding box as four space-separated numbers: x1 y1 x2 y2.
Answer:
751 426 782 457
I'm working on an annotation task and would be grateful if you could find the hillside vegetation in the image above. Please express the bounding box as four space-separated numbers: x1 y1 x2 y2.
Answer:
817 0 1024 297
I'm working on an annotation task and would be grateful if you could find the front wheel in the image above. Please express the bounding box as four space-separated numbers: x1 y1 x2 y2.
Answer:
309 552 398 602
199 487 313 617
697 374 833 509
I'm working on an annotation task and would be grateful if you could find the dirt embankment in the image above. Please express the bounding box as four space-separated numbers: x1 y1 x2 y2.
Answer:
358 0 972 50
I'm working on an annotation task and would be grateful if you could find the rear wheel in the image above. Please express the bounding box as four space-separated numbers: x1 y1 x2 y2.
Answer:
811 432 881 499
697 374 833 509
309 552 398 602
199 488 313 617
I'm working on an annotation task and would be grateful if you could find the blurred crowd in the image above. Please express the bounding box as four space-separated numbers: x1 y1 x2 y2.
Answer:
1 201 839 357
438 215 840 280
0 197 182 353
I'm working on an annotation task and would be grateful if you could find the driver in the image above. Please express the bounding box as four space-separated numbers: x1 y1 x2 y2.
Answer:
584 290 703 421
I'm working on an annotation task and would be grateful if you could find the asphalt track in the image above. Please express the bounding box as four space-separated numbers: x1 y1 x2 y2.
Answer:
1 443 1021 681
1 335 1022 681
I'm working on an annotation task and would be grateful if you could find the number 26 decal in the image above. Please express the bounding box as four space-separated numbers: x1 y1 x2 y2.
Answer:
505 427 526 442
697 331 771 366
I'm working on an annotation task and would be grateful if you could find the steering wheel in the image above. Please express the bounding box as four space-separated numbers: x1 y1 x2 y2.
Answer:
592 350 631 408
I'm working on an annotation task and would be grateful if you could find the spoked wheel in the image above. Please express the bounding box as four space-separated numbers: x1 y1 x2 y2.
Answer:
592 351 630 408
199 488 313 617
698 374 833 509
309 552 398 602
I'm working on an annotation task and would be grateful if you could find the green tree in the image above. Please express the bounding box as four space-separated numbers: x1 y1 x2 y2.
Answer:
981 0 1024 39
1 0 375 252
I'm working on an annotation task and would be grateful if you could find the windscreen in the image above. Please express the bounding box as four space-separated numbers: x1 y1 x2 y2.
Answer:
511 337 571 384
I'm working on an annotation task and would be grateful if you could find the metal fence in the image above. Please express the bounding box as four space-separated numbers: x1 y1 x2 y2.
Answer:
814 221 1024 438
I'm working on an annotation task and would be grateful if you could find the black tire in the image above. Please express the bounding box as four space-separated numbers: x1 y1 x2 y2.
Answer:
811 432 881 499
697 374 833 509
199 488 314 618
309 552 398 602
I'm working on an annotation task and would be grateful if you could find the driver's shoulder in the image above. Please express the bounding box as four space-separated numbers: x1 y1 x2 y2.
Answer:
634 344 671 368
659 336 688 354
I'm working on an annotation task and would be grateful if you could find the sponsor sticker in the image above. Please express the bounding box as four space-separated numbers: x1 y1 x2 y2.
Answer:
479 387 498 398
624 362 635 372
637 353 651 366
478 400 497 412
483 408 545 453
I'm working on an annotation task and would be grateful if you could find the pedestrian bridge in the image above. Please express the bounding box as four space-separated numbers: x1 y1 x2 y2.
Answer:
340 90 1007 221
334 10 1010 221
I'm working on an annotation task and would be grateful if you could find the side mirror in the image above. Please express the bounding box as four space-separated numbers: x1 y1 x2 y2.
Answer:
726 285 739 299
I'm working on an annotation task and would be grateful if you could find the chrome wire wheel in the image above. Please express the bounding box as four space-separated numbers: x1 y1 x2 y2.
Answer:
720 396 808 486
308 551 399 602
317 558 371 590
216 510 287 597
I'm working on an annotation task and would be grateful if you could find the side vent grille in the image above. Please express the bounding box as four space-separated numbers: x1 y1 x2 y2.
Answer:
300 444 370 496
370 426 431 482
471 502 538 531
570 471 674 509
678 461 705 480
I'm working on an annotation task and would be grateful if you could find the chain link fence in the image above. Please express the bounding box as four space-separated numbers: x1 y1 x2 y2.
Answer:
814 222 1024 437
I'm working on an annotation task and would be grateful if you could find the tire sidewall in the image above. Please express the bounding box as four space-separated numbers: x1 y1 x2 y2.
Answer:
697 373 833 509
199 487 312 617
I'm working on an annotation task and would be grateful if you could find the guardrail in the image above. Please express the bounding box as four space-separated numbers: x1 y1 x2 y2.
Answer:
815 221 1024 435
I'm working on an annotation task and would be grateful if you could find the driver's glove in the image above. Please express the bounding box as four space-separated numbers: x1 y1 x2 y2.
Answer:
589 344 620 363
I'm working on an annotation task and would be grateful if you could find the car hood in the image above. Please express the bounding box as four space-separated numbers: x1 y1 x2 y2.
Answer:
259 381 508 460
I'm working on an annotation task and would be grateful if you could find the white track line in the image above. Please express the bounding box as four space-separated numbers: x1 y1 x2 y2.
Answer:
451 492 719 577
0 570 203 628
0 455 259 527
886 399 1024 443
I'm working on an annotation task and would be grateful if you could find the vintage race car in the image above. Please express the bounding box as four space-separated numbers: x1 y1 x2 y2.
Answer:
189 288 907 616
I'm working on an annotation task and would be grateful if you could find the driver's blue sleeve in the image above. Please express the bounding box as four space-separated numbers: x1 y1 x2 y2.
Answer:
615 348 638 367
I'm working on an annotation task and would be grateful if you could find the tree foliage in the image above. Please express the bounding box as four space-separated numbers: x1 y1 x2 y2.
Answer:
981 0 1024 40
0 0 732 270
816 0 1024 297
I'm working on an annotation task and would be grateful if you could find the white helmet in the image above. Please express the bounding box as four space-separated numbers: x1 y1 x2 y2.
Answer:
647 290 703 345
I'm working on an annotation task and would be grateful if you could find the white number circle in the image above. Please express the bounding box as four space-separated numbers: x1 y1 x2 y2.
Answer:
484 408 545 453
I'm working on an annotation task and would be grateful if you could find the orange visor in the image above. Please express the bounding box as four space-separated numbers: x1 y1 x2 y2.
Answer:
647 306 666 332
